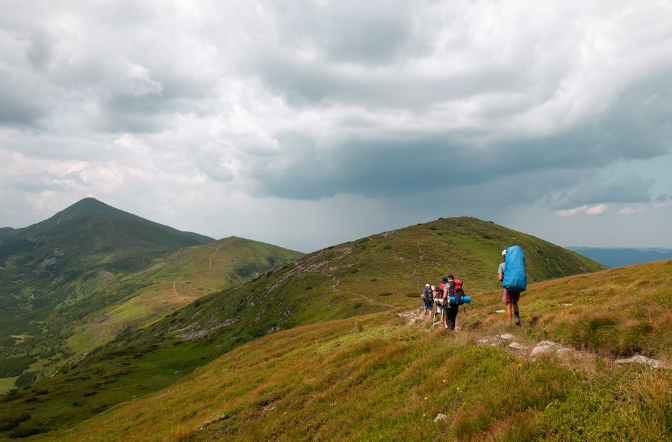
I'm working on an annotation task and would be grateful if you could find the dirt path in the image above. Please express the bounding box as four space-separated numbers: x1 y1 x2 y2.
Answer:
173 281 187 302
397 307 668 369
209 239 233 269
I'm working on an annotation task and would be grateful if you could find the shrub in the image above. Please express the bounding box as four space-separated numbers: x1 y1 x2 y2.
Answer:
0 412 30 431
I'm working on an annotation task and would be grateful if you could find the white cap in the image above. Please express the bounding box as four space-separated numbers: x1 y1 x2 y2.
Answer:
502 249 507 256
425 283 430 287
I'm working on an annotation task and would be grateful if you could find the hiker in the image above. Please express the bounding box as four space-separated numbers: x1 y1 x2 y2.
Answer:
444 274 459 330
420 283 434 320
499 248 524 326
436 276 448 328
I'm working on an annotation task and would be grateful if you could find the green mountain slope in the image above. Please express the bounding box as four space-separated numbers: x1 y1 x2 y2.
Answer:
67 236 304 354
0 199 301 391
27 260 672 442
0 217 605 439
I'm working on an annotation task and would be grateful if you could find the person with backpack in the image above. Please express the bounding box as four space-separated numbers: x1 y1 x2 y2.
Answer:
420 283 434 320
444 274 458 330
436 276 448 329
499 247 527 326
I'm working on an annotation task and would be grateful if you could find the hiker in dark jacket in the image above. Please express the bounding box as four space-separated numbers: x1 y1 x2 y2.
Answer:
420 283 434 320
444 274 459 330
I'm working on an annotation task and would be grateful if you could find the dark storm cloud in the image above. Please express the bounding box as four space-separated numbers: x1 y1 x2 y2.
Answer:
248 78 672 203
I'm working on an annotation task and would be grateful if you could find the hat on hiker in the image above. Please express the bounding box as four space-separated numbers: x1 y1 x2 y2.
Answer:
447 274 454 279
425 283 430 287
502 249 507 257
441 277 448 283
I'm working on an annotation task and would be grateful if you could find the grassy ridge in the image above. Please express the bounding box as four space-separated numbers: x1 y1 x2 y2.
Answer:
66 236 303 353
51 264 672 442
0 217 605 440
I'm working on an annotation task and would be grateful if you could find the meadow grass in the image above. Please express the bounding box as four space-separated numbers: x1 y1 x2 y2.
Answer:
51 309 672 442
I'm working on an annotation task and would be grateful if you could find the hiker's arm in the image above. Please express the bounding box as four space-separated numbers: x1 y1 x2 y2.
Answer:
498 271 504 282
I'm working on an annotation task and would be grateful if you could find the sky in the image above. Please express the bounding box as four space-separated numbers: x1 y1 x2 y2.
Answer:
1 0 672 253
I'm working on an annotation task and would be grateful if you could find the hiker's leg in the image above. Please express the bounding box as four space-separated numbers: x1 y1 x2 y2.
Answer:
447 308 457 330
506 303 513 322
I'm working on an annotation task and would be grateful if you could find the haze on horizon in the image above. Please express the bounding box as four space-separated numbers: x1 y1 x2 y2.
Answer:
1 0 672 253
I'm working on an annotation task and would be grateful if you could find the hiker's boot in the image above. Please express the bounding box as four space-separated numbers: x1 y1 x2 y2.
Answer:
514 314 521 326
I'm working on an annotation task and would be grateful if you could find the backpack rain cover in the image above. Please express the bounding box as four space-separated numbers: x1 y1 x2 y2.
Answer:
503 245 527 292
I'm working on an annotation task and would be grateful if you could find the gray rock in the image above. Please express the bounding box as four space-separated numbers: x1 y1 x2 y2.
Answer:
434 413 447 423
615 355 665 369
530 341 561 356
509 342 527 349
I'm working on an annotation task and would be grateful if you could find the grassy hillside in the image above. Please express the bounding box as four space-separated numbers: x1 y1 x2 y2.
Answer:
0 199 301 391
30 260 672 442
66 236 303 355
0 217 605 440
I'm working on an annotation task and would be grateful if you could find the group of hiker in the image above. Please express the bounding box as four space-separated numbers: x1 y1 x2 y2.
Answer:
420 246 527 330
420 274 468 331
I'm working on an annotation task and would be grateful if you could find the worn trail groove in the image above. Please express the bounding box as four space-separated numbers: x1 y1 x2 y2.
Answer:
398 307 668 370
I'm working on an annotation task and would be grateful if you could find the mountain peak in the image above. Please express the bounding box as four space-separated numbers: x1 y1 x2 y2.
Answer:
25 198 215 244
34 197 137 228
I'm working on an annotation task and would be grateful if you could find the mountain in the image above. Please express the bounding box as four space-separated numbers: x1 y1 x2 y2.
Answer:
0 198 302 391
567 246 672 268
0 216 606 439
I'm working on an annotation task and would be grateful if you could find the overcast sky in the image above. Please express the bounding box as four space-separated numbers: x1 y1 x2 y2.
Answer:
1 0 672 252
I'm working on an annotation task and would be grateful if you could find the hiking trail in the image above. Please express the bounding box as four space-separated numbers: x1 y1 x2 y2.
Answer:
397 307 668 370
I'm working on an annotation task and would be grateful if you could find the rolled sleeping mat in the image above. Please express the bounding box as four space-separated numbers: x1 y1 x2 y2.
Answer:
449 296 471 304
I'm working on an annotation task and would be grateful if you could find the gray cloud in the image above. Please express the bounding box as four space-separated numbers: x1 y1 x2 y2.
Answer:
545 175 655 210
3 0 672 251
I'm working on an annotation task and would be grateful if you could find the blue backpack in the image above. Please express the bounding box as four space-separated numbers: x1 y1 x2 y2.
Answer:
503 245 527 292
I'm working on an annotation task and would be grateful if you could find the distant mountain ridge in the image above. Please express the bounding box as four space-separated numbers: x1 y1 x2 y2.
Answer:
567 246 672 268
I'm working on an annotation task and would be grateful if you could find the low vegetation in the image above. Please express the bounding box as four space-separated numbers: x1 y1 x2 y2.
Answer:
2 216 631 440
51 273 672 442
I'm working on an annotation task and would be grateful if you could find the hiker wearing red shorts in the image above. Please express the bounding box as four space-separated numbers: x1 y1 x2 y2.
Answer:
499 250 521 326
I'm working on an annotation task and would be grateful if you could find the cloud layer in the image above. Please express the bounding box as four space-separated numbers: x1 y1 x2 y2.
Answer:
2 0 672 250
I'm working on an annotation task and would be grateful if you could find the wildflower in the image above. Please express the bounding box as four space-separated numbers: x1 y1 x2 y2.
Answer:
443 379 446 383
424 397 428 400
